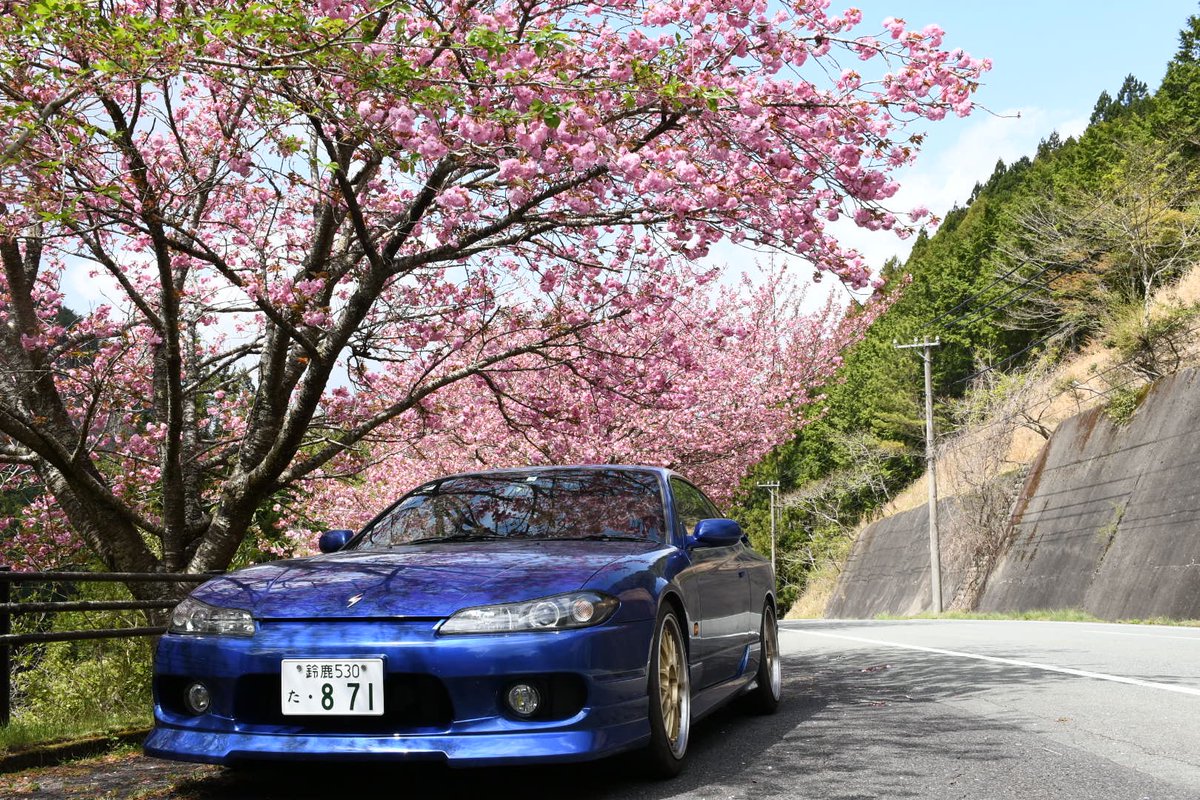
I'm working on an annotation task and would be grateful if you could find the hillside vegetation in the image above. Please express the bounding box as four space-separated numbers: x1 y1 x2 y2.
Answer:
734 10 1200 615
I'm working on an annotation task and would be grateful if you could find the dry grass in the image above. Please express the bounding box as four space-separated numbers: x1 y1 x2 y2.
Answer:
881 339 1121 517
785 561 843 619
783 522 863 619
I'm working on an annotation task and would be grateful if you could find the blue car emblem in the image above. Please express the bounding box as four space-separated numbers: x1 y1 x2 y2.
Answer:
346 593 364 608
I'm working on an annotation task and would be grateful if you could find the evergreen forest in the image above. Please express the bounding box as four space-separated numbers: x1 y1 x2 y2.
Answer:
735 10 1200 614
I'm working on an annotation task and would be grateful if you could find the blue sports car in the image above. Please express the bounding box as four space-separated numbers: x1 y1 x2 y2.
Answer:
145 465 782 777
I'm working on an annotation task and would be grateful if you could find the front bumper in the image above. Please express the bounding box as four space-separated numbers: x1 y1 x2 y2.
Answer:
145 618 655 766
144 719 651 766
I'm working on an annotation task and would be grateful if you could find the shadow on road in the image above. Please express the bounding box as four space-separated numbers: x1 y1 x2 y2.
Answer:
7 640 1150 800
160 644 1067 800
163 668 826 800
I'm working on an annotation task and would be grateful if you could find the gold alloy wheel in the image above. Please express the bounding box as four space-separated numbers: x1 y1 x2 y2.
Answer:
765 608 782 699
657 616 690 756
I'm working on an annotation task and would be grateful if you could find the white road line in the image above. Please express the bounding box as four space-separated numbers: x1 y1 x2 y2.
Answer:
1080 629 1200 642
784 628 1200 698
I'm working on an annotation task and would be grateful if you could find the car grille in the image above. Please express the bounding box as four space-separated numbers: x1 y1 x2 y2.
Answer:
233 673 454 732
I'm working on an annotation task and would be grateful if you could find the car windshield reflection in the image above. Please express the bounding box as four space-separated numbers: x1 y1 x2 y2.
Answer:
354 468 666 549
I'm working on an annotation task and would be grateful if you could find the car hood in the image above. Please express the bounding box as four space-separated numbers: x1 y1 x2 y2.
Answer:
192 540 660 620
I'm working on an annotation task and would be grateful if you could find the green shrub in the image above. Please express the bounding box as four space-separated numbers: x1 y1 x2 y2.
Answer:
8 579 154 740
1104 383 1148 424
1104 301 1200 382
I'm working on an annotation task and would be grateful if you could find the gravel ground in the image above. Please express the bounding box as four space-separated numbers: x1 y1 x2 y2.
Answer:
0 749 219 799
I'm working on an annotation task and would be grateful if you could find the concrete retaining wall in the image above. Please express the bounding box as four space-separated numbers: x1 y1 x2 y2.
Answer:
978 369 1200 619
826 499 965 618
827 367 1200 621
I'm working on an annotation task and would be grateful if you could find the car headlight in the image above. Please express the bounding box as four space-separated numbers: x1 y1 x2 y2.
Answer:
169 597 256 637
439 591 618 635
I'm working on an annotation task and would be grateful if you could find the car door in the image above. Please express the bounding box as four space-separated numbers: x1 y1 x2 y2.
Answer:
693 483 759 670
671 477 747 689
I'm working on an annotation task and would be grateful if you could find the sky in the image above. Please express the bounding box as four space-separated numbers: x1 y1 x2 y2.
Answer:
817 0 1200 280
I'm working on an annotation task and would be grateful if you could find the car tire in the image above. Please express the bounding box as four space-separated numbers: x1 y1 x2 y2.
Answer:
642 605 691 779
744 601 782 715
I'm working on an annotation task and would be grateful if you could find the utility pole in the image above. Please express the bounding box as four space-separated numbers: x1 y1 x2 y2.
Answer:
894 337 943 613
756 481 780 580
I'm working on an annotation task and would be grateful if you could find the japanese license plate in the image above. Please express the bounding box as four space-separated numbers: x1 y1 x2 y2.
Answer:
280 659 384 716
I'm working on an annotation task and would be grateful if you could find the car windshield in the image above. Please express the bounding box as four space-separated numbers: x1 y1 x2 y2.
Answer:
353 469 666 549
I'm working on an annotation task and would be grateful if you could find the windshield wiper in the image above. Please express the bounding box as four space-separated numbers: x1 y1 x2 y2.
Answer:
406 534 506 544
546 534 650 542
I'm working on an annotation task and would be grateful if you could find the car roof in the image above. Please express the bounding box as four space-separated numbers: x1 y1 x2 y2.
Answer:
426 464 679 483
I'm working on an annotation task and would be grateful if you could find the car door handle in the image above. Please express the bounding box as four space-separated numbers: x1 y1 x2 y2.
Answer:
738 570 746 578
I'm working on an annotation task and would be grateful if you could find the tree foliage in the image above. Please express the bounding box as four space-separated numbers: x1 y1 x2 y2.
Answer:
0 1 987 585
742 8 1200 608
1090 74 1150 124
1153 9 1200 150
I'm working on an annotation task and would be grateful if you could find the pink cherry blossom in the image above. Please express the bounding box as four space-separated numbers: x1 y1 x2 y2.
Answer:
0 1 984 580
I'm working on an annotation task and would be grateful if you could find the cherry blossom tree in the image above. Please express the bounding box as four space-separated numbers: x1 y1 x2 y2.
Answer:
289 269 888 554
0 0 987 589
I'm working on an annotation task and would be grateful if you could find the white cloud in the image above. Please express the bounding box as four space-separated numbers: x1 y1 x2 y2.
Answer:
704 106 1089 308
831 107 1090 272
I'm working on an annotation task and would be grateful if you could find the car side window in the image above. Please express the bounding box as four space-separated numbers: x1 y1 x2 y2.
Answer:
670 478 722 536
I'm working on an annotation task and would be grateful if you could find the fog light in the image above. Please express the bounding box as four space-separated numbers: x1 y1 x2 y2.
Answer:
184 682 211 715
506 683 541 717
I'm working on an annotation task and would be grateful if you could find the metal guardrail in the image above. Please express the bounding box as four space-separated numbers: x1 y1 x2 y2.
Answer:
0 566 213 726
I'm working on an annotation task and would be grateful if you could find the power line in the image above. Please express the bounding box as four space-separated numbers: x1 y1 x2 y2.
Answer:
949 321 1075 388
925 253 1036 331
938 258 1077 335
924 184 1121 334
945 316 1200 439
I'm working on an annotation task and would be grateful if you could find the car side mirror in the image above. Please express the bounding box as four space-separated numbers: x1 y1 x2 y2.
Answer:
318 529 354 553
689 518 744 548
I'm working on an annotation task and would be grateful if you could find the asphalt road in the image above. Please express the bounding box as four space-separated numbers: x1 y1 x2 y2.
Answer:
775 619 1200 799
3 619 1198 799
